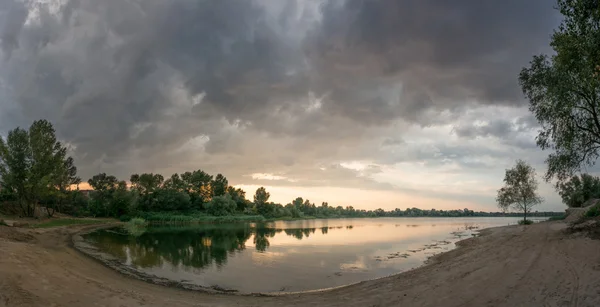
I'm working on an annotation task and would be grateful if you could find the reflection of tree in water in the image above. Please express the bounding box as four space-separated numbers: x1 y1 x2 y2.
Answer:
253 226 279 252
284 228 316 240
87 226 253 269
87 223 352 269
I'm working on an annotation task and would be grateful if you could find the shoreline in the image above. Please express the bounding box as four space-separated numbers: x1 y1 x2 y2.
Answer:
72 222 489 296
1 220 599 306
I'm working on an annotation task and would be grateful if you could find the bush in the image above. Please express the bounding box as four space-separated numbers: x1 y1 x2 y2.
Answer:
119 215 132 222
549 215 566 221
125 218 148 236
518 219 534 225
127 217 148 227
0 219 7 226
203 195 237 216
586 205 600 217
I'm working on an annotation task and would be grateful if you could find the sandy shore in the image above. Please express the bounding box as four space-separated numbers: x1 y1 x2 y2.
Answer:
1 221 599 307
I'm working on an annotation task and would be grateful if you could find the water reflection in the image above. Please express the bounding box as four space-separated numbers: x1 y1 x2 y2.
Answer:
85 223 363 270
84 217 548 293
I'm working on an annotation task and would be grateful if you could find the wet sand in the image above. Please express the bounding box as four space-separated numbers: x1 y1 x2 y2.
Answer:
1 220 599 307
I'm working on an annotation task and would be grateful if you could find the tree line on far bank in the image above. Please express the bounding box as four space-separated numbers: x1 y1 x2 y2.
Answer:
0 120 562 220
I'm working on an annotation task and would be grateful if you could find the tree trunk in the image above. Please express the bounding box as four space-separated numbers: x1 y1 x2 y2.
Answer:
524 208 527 224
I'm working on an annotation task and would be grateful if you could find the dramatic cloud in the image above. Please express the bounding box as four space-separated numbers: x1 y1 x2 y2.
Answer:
0 0 564 209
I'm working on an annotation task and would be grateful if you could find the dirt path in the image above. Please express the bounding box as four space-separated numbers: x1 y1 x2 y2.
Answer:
1 221 599 307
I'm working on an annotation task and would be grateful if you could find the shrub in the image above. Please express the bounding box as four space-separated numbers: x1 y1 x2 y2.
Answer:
119 215 131 222
549 215 566 221
0 219 7 226
203 195 236 216
586 205 600 217
518 219 534 225
125 218 148 236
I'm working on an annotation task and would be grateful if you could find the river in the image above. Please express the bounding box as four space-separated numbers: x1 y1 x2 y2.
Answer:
83 217 547 293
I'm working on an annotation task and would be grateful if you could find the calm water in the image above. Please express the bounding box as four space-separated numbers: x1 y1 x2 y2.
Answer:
84 217 546 293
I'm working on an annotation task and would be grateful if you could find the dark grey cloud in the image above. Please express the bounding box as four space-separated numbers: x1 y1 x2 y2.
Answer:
306 0 558 123
0 0 558 185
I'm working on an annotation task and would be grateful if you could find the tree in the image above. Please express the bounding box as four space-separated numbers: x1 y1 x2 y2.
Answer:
130 173 164 195
0 120 73 217
88 173 122 217
496 160 544 223
180 170 213 207
211 174 228 197
227 186 248 211
519 0 600 183
253 187 271 216
204 194 237 216
51 156 81 216
557 173 600 207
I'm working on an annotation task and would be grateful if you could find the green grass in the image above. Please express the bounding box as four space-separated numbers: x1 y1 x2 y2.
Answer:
134 212 267 225
586 204 600 217
31 218 105 228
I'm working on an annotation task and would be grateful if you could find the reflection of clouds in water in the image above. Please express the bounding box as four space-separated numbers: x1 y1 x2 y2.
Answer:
340 256 368 271
251 250 286 266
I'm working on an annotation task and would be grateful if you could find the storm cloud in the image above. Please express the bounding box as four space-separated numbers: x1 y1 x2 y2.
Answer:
0 0 559 201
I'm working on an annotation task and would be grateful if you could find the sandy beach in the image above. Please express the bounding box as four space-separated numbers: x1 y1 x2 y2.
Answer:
1 220 599 307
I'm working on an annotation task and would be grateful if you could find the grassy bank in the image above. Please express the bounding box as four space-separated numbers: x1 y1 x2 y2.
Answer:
123 212 329 225
131 212 267 224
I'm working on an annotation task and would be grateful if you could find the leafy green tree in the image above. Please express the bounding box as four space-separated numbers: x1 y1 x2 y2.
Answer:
253 187 272 216
155 188 191 212
180 170 213 207
211 174 229 197
130 173 164 195
0 120 73 217
227 186 249 211
519 0 600 182
204 194 237 216
496 160 544 223
557 173 600 207
88 173 125 217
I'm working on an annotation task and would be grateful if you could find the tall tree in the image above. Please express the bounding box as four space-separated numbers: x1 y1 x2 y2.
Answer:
130 173 164 195
253 187 271 215
496 160 544 223
211 173 228 197
519 0 600 183
180 170 213 206
557 173 600 207
0 120 73 217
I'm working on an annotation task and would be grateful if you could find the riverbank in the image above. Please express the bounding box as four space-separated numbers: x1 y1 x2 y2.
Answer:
1 220 599 306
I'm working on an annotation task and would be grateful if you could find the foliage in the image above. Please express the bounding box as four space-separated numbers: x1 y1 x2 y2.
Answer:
518 219 534 225
203 194 237 216
211 174 229 197
87 175 131 217
519 0 600 183
0 120 75 217
549 215 567 221
586 204 600 217
497 160 544 223
253 187 272 216
0 219 7 226
119 214 132 222
125 218 148 236
136 211 266 224
31 218 104 228
557 173 600 207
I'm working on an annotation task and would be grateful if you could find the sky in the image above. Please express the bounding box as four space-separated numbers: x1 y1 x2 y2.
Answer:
0 0 569 211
